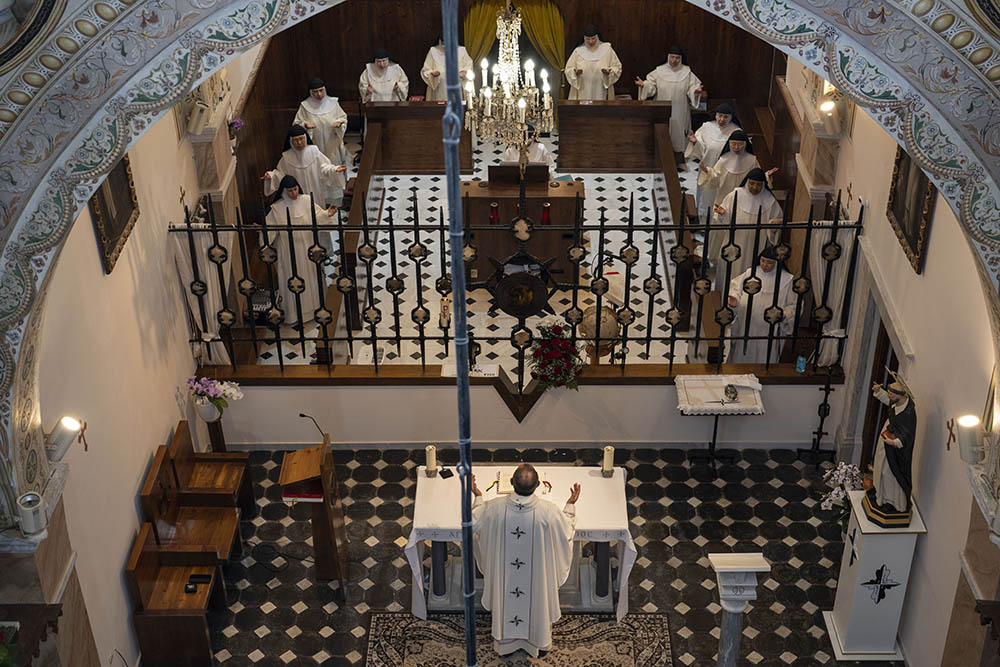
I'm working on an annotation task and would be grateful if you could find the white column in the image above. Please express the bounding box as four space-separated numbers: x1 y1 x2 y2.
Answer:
708 553 771 667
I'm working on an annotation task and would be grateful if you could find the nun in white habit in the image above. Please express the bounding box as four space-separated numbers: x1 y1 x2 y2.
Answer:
685 103 741 222
294 78 348 166
264 175 335 326
263 125 347 208
635 46 704 152
565 25 622 101
727 245 795 364
360 48 409 102
712 168 783 277
421 36 473 101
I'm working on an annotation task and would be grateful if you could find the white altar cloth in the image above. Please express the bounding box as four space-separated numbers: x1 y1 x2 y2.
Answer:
675 374 765 415
404 465 636 621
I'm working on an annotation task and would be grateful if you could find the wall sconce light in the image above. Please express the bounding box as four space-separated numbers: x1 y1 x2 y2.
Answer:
958 414 984 464
45 416 86 463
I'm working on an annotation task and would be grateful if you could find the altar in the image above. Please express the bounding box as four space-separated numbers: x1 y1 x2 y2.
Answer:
403 465 637 621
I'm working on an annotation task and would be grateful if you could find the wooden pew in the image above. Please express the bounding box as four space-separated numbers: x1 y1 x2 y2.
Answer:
126 523 226 667
168 420 255 517
140 445 241 564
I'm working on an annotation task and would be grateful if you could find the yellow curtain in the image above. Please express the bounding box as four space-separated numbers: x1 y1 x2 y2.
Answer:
516 0 566 122
464 0 505 64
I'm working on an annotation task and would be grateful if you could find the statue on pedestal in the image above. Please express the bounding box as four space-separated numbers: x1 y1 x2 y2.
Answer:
863 369 916 527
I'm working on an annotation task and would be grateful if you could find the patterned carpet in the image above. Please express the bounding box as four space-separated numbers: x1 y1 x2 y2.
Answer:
365 612 672 666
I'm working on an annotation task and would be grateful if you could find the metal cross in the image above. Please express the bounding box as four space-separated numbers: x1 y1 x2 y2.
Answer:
946 418 956 451
510 587 524 598
848 527 858 567
509 616 523 626
510 526 525 539
510 558 525 570
861 564 900 604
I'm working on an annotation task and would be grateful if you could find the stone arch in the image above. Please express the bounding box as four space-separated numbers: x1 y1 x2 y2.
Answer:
0 0 997 525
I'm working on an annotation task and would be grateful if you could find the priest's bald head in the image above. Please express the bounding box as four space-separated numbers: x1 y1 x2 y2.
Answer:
511 464 540 496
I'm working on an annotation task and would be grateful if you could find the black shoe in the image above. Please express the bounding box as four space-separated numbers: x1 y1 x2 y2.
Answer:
538 650 549 658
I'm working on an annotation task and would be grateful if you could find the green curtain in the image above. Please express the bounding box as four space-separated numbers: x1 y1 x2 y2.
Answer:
464 0 505 65
516 0 566 123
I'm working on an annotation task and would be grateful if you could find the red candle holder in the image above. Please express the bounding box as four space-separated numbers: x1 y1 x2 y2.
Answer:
489 201 499 225
541 202 551 226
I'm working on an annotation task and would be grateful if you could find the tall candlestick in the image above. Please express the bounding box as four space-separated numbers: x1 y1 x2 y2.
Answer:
602 445 614 477
426 444 438 475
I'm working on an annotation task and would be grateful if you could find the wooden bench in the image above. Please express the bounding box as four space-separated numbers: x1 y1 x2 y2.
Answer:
140 445 241 564
168 420 255 517
126 523 226 667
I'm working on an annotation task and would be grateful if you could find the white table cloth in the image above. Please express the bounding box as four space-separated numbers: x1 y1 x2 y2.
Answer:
404 465 636 621
675 374 765 415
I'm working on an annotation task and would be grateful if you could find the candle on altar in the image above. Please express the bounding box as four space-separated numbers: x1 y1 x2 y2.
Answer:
426 444 438 473
602 445 614 475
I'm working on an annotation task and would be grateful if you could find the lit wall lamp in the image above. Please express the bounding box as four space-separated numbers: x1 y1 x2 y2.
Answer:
45 416 86 463
818 79 841 135
958 414 985 464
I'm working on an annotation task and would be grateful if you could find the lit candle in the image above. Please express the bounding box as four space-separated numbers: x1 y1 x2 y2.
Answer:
524 58 535 88
426 444 437 472
602 445 614 474
543 81 551 110
464 80 474 106
481 58 489 88
517 98 526 123
483 87 491 117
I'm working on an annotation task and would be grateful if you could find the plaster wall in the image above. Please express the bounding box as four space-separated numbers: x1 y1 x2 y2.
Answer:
792 59 996 665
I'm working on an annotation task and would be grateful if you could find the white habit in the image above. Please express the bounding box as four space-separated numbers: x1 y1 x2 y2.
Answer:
701 149 759 209
294 94 348 166
639 63 702 152
500 142 555 173
686 120 741 222
565 42 622 101
264 195 333 325
421 45 473 101
728 264 795 364
872 393 910 511
359 62 409 102
712 185 782 276
473 493 576 658
265 144 345 208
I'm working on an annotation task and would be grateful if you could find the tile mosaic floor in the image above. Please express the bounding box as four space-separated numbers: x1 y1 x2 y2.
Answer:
255 133 700 371
208 449 900 666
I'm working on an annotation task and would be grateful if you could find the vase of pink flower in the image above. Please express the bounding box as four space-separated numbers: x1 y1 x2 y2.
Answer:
187 376 243 423
819 461 865 534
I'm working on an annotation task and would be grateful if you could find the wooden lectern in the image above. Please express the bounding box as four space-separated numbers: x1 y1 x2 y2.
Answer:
279 435 348 597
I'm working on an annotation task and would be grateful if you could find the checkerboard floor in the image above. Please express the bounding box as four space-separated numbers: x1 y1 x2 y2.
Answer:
256 133 702 371
208 449 899 666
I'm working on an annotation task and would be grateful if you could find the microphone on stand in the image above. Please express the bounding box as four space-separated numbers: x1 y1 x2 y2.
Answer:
299 413 325 439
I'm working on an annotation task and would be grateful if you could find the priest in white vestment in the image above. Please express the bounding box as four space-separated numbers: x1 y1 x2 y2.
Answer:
421 37 473 101
359 48 409 102
500 140 555 174
265 176 335 325
727 246 795 364
294 78 348 167
473 464 579 658
686 103 740 223
263 126 347 208
565 26 622 101
636 46 704 152
712 168 783 277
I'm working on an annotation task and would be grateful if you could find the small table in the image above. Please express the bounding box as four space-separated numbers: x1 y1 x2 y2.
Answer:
675 374 764 469
404 465 636 621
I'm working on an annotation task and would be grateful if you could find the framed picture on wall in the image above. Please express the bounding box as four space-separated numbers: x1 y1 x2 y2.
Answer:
886 145 936 274
89 154 139 274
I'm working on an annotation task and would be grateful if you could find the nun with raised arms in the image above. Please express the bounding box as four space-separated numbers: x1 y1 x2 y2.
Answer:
294 78 348 166
565 25 622 101
421 36 474 101
359 48 409 102
264 175 336 326
262 125 347 208
635 46 705 152
712 168 783 277
726 244 795 364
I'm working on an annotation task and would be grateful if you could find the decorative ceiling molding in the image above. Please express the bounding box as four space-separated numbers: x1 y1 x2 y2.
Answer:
0 0 997 527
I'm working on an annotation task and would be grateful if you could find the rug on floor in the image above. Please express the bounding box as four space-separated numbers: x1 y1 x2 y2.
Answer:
365 612 673 666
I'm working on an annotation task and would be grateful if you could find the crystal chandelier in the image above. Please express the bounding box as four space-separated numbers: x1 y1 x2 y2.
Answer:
463 3 554 173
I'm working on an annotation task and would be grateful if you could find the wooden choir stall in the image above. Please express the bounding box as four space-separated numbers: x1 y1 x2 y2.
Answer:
362 101 474 173
557 100 672 172
279 435 349 596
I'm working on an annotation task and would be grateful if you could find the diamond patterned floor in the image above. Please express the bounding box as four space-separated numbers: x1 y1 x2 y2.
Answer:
208 449 899 666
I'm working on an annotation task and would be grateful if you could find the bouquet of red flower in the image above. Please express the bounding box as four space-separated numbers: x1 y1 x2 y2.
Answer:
529 322 585 391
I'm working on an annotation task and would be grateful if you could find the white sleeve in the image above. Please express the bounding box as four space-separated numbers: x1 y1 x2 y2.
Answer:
420 51 438 90
264 164 285 196
604 47 622 87
293 103 308 128
359 70 371 103
687 72 703 109
685 127 706 159
565 51 581 90
395 67 409 101
642 70 657 99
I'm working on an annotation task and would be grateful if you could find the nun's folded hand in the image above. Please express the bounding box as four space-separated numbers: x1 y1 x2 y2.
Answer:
714 204 726 215
335 165 347 172
304 122 315 129
766 167 778 176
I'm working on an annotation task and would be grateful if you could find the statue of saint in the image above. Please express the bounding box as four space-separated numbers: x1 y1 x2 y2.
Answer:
865 372 916 525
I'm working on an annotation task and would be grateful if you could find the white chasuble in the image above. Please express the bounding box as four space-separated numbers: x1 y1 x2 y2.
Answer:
264 196 333 325
473 493 576 657
565 42 622 101
359 63 409 102
265 145 345 208
294 95 348 165
640 64 702 151
421 45 473 101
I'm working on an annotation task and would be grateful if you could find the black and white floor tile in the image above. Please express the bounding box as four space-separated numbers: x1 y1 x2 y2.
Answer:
209 449 898 666
257 132 704 370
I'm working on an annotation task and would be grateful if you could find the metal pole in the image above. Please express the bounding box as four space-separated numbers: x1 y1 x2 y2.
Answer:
440 0 478 664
